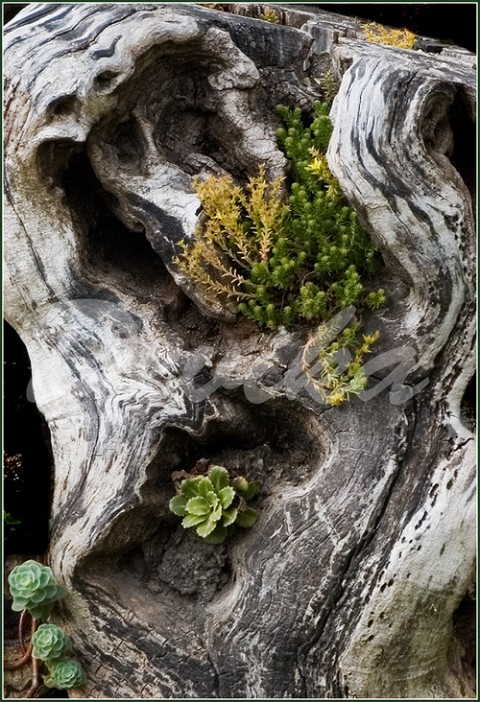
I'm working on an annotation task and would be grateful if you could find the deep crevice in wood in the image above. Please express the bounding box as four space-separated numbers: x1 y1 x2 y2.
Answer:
460 373 476 432
448 88 476 205
62 150 169 288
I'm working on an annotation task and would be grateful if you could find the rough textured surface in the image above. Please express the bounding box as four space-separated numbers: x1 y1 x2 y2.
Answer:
4 3 476 699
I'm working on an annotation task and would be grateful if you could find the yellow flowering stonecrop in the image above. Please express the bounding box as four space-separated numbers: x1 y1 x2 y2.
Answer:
363 22 416 49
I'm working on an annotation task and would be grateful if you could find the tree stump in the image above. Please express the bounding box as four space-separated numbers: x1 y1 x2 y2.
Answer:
4 4 476 698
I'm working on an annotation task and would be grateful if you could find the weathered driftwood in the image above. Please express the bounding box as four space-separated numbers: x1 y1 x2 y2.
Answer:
4 3 476 698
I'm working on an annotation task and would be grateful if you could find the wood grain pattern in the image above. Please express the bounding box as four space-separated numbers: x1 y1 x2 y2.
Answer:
4 4 475 698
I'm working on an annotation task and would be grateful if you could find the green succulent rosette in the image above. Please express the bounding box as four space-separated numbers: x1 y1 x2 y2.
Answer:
169 466 259 544
32 623 71 661
8 560 66 620
44 658 84 690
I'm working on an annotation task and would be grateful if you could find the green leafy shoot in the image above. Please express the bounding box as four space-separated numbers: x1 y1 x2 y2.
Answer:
303 322 380 406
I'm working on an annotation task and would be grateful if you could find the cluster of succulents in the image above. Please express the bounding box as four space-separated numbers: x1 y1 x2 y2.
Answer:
8 560 84 691
31 623 84 689
8 559 66 620
169 465 259 544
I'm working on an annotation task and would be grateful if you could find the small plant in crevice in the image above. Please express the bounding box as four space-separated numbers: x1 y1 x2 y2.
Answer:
6 560 84 696
32 623 71 661
318 68 341 104
259 7 280 24
169 465 259 544
363 21 416 49
302 321 380 406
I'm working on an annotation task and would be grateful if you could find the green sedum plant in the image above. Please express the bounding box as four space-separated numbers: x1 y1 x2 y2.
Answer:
32 623 71 661
176 101 385 332
43 658 85 690
169 465 259 544
8 560 66 620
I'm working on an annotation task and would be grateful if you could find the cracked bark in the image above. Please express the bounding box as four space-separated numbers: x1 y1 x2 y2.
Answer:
4 3 476 699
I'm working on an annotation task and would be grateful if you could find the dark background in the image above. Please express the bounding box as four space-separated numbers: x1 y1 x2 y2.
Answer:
312 3 476 51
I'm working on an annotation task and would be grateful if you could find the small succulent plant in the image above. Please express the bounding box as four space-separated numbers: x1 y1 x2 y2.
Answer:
8 560 66 620
169 465 259 544
32 623 71 661
44 658 84 690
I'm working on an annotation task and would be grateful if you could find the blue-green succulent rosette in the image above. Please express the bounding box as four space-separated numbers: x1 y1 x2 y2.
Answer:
44 658 84 689
8 560 67 620
32 623 71 661
169 466 259 544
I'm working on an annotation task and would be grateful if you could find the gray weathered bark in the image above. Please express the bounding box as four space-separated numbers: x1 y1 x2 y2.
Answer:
4 3 476 698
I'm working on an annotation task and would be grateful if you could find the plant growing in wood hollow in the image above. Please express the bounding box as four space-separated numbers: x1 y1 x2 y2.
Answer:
169 465 259 544
302 321 380 406
175 101 385 331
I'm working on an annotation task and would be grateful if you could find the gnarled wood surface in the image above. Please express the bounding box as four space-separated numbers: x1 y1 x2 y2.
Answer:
4 4 476 698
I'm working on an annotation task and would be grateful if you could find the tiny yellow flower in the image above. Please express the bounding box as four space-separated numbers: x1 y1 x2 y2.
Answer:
326 389 346 406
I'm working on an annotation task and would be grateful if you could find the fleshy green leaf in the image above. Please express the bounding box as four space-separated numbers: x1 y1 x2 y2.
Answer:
211 502 223 522
204 525 228 544
206 491 220 508
180 478 202 499
8 560 65 620
182 513 206 528
219 486 235 510
222 507 238 526
208 466 229 491
27 603 55 621
169 495 188 517
196 514 218 538
236 507 258 528
197 477 215 497
186 497 211 516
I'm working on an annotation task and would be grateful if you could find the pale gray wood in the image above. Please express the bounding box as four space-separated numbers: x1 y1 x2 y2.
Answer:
4 4 475 698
